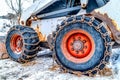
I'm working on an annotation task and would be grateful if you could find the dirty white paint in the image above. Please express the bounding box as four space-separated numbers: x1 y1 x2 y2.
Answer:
31 17 66 36
20 0 57 23
29 0 120 37
0 0 120 79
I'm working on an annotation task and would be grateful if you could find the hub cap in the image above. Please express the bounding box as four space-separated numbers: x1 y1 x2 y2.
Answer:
61 29 95 63
72 40 84 52
10 34 23 54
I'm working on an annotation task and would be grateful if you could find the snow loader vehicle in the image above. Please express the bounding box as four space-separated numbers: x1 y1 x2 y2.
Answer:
5 0 120 76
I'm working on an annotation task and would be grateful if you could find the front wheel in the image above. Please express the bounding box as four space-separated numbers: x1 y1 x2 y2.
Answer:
53 15 112 76
6 25 40 63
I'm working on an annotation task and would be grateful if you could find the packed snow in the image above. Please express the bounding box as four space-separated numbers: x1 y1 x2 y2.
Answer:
0 0 120 80
0 49 120 80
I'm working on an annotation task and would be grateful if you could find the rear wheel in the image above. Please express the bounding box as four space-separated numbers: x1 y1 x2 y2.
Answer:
6 25 40 63
53 15 112 76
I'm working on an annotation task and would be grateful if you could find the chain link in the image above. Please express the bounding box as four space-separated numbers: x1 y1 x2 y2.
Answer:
51 14 112 77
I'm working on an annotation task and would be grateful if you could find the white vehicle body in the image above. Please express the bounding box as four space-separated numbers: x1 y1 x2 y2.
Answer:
20 0 120 37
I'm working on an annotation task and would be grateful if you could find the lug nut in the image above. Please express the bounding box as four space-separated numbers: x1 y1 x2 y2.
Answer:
71 48 74 51
76 51 79 54
70 43 73 46
83 40 86 43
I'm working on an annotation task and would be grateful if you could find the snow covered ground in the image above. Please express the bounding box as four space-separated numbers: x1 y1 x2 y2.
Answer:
0 0 120 80
0 49 120 80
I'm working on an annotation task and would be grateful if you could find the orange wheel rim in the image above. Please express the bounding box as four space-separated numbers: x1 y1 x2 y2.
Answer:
61 29 95 63
10 34 23 54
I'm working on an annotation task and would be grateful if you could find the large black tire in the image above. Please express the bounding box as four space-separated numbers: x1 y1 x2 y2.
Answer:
53 15 112 76
6 25 40 63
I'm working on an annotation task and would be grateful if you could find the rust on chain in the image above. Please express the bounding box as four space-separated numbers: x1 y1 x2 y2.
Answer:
51 13 112 77
91 11 120 44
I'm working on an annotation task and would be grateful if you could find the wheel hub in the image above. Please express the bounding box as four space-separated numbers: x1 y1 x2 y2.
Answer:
10 34 23 54
61 29 95 63
16 38 23 48
72 40 84 52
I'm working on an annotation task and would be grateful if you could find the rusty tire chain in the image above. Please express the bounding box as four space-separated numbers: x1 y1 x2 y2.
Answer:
91 11 120 41
6 25 40 63
51 14 112 77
